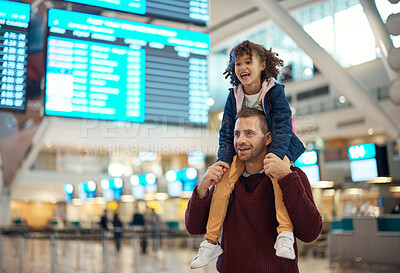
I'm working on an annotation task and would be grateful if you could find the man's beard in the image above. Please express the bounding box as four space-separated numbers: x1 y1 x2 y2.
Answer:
236 145 266 162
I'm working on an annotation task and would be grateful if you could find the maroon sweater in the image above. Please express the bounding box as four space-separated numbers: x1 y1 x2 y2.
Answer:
185 167 322 273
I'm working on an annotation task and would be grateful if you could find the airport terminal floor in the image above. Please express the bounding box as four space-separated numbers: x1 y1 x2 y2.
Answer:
0 235 386 273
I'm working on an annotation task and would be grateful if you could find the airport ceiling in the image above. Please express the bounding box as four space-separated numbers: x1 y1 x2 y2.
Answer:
32 0 319 49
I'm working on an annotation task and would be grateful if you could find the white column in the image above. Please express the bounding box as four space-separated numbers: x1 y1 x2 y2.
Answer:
360 0 399 81
250 0 400 140
0 186 11 226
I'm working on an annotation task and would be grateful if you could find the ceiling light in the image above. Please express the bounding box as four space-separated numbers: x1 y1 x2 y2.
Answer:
312 181 334 189
367 177 392 183
206 97 214 107
108 163 125 177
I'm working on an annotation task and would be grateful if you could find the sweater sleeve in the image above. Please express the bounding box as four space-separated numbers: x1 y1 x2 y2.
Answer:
267 85 293 160
217 90 236 164
278 167 322 243
185 186 214 235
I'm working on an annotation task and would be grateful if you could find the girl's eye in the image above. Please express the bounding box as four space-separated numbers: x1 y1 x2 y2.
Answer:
235 63 240 66
246 61 251 65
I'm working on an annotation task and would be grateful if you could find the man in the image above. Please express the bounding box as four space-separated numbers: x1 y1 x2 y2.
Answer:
100 209 109 231
185 108 322 272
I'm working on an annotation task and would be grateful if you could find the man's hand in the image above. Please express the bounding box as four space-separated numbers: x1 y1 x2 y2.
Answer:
263 153 292 180
197 161 230 197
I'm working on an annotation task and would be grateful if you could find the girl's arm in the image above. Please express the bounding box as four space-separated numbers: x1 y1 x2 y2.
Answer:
217 90 236 164
279 167 323 243
267 85 293 160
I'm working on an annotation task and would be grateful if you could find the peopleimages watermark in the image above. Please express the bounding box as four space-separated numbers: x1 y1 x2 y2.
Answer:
79 143 219 156
80 118 216 139
294 115 318 139
78 115 318 153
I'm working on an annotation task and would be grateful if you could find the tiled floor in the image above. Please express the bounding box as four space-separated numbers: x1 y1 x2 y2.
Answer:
0 236 397 273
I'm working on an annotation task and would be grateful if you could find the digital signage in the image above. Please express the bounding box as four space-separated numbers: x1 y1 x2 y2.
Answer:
130 173 157 199
45 9 210 124
350 158 378 182
295 150 320 185
348 143 376 161
348 143 380 182
61 0 209 26
0 0 30 112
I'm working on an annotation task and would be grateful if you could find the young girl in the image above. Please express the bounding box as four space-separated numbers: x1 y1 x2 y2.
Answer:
190 40 306 269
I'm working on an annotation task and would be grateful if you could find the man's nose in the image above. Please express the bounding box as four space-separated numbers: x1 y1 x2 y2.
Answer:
237 134 246 144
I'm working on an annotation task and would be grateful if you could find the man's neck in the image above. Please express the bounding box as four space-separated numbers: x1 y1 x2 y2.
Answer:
244 160 264 174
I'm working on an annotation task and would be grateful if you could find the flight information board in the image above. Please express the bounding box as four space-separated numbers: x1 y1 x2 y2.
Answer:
0 0 30 112
62 0 209 26
45 9 210 124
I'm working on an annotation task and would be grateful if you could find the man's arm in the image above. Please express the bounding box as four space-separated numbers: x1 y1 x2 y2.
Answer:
185 185 214 235
279 167 322 243
185 162 229 235
264 155 322 243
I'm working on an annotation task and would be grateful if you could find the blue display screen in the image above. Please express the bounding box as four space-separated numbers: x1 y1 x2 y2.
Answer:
348 143 376 161
294 150 318 167
65 0 146 15
298 164 320 185
350 158 378 182
45 9 210 124
62 0 209 26
168 180 183 197
0 0 30 112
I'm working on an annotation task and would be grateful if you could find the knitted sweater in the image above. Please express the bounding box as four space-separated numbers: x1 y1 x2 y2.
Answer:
185 167 322 273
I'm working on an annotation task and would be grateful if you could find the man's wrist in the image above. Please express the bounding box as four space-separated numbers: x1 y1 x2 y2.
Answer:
196 185 209 198
278 170 292 180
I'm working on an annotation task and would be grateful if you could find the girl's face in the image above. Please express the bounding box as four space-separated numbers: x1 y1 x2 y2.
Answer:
234 52 266 92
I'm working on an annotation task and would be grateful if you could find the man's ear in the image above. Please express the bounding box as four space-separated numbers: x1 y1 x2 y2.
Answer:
265 132 272 146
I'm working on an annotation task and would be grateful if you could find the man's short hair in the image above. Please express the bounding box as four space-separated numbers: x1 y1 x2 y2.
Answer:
236 108 270 134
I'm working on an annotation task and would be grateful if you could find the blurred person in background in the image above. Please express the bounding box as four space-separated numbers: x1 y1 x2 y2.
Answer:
112 213 123 252
100 210 109 231
392 199 400 214
132 210 148 254
146 207 162 251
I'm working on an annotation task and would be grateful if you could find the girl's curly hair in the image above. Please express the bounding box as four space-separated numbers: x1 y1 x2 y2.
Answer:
223 40 284 86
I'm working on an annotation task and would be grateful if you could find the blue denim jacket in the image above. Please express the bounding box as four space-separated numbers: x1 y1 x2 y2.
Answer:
217 81 305 164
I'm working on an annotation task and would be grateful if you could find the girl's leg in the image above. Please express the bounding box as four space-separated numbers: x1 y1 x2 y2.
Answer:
270 156 293 233
205 155 245 242
270 156 295 260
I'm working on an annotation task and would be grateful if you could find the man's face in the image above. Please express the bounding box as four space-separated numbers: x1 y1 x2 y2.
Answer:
234 116 271 162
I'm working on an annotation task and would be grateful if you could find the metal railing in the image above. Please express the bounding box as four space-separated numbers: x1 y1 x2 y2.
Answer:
294 86 390 117
0 226 208 273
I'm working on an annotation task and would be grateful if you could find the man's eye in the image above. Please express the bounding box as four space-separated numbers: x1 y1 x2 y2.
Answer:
234 132 239 136
246 132 254 136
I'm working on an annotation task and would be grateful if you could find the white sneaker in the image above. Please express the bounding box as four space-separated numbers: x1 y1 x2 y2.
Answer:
274 231 296 260
190 240 223 269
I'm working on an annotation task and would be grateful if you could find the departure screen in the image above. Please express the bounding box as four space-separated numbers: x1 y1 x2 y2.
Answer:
62 0 209 26
0 0 30 112
45 9 210 124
